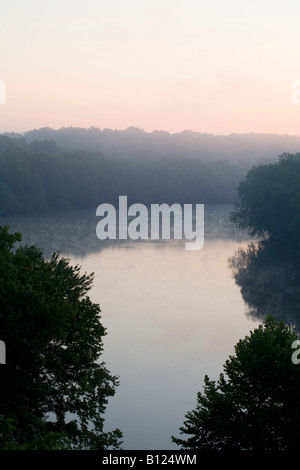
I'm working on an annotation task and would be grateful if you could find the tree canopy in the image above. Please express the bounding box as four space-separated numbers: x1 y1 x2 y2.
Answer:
230 153 300 248
0 225 122 449
0 134 254 216
172 316 300 450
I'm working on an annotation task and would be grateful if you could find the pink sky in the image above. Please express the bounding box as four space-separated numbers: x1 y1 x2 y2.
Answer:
1 0 300 135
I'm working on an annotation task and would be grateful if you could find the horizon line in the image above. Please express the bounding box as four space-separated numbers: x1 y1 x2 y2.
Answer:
2 126 300 139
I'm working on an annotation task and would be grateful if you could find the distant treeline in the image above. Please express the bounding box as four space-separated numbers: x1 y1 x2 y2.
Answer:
8 126 300 163
1 128 300 215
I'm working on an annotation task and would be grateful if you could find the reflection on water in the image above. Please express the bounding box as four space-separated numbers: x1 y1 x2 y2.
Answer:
0 204 262 449
229 241 300 334
81 239 261 449
0 204 248 258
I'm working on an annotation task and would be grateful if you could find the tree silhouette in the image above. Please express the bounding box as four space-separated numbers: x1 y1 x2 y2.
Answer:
172 317 300 450
0 225 122 449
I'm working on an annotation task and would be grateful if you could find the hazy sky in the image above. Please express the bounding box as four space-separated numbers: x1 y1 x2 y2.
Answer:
2 0 300 135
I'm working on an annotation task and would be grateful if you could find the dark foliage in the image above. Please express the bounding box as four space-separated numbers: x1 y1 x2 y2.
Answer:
0 225 122 449
172 317 300 450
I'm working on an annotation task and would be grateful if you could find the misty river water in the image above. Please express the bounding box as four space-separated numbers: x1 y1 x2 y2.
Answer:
0 204 262 450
